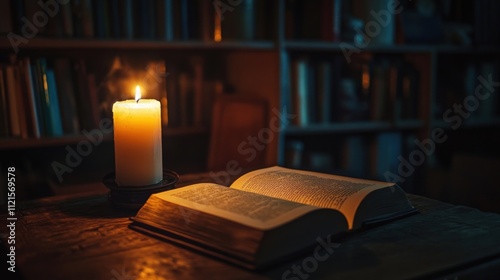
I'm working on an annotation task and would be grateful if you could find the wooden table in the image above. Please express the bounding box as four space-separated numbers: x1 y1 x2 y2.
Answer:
3 173 500 280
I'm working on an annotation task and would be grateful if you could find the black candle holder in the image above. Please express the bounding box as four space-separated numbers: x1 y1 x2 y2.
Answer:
102 169 179 210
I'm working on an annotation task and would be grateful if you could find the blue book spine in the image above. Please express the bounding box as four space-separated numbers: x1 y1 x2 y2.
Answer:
46 69 63 137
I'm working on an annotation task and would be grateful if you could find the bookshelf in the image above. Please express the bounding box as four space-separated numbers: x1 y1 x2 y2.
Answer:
276 0 500 199
0 0 279 201
1 0 499 205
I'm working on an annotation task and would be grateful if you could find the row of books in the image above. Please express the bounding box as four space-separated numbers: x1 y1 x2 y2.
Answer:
0 54 225 139
0 0 272 41
284 132 418 191
0 56 99 139
436 58 500 119
286 0 398 44
164 58 223 128
286 0 500 46
288 56 420 126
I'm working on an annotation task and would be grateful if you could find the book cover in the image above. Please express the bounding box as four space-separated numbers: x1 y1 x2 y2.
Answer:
130 166 415 270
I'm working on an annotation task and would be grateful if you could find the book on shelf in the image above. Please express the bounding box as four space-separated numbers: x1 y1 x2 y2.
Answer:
156 0 175 41
0 0 277 42
0 1 12 35
0 68 9 137
220 0 255 41
4 65 22 138
290 57 311 126
53 59 80 135
130 166 416 270
0 55 104 140
370 132 403 182
369 59 391 121
37 58 63 137
399 61 420 120
19 57 42 138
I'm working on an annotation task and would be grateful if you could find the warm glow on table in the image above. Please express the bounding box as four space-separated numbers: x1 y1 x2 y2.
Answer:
113 86 163 186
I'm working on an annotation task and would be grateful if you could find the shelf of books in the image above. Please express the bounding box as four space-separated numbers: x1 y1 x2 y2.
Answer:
0 54 219 147
278 0 500 194
0 0 276 44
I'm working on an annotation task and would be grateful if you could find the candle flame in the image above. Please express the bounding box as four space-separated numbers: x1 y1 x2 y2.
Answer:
135 85 141 102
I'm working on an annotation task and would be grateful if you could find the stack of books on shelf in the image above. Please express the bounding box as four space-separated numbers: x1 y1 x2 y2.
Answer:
0 56 99 139
0 0 273 42
287 56 420 127
0 54 224 140
436 58 499 121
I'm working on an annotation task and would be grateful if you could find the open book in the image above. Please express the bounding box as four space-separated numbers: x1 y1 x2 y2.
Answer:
130 166 415 270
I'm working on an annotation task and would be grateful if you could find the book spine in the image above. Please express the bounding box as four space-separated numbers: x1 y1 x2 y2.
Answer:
10 0 25 34
53 58 80 135
0 1 12 34
30 59 46 136
61 1 74 37
87 73 100 128
198 0 214 41
37 58 53 136
122 0 134 39
0 68 10 137
108 0 121 38
46 68 64 137
4 65 21 137
165 62 179 127
296 58 310 126
20 58 41 138
332 0 342 42
191 57 204 127
13 65 29 139
92 0 107 38
317 61 332 124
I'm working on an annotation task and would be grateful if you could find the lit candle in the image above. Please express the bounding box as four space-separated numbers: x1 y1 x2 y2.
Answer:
113 86 163 186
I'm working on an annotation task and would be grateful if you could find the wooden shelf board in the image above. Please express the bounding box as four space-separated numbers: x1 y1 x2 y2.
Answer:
283 120 424 135
0 127 208 150
162 126 209 136
283 121 392 135
432 117 500 129
285 41 500 53
0 38 275 51
0 135 111 150
394 119 425 129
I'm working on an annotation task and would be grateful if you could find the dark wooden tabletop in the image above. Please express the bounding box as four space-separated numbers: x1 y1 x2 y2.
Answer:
3 173 500 280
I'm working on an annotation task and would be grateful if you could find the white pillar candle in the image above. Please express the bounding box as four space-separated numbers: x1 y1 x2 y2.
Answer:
113 86 163 186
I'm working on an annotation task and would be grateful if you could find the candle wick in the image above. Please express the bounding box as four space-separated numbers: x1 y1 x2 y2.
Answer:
136 98 141 103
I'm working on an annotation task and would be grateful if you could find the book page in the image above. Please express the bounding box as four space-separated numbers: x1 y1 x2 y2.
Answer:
154 183 320 230
231 166 395 229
